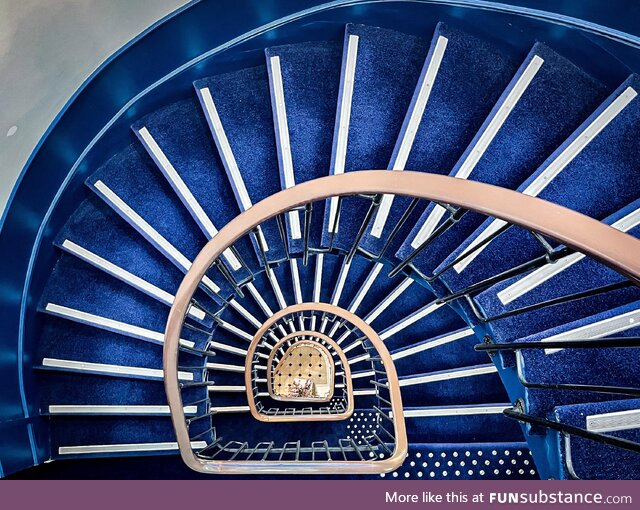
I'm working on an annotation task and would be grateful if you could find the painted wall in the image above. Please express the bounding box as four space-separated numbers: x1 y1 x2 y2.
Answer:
0 0 188 214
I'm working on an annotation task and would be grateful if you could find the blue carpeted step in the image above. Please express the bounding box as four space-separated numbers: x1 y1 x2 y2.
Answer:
513 300 640 419
53 199 218 327
553 399 640 479
381 442 537 479
39 254 210 349
36 314 205 378
375 293 465 352
85 144 233 300
194 67 287 264
37 371 203 414
474 199 640 347
132 98 259 277
207 388 249 408
521 347 640 420
402 405 523 443
397 364 507 407
50 416 177 449
344 262 402 317
266 41 342 253
322 255 378 311
397 42 607 277
321 24 429 252
56 197 191 306
436 75 640 296
205 364 245 389
391 327 488 375
360 22 518 257
315 253 351 305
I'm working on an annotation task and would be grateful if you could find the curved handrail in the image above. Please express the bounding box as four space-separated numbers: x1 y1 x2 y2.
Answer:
250 325 354 419
164 171 640 474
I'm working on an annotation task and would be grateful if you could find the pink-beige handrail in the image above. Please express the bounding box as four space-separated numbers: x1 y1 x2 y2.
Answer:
164 171 640 474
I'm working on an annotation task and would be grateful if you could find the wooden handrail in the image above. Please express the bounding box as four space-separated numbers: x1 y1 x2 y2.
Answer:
265 332 337 404
164 171 640 474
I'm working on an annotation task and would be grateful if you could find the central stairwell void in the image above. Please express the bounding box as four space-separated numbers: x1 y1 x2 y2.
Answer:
4 2 640 480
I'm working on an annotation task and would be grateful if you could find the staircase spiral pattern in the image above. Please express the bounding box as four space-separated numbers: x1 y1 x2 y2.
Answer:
22 17 640 480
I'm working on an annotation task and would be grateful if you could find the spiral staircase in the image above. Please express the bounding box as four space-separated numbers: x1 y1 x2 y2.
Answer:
1 1 640 480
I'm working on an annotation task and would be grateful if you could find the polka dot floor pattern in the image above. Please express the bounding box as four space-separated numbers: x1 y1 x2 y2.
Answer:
380 444 539 480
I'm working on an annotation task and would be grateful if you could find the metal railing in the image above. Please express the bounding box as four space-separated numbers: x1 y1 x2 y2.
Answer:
164 171 640 475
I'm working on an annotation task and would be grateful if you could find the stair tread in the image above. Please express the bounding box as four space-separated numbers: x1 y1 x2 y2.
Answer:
397 42 608 277
438 74 640 296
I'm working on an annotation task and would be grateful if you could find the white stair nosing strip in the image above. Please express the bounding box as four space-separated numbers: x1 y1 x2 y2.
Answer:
137 127 242 270
208 341 248 357
327 34 359 234
246 282 274 317
399 365 498 387
60 240 206 322
518 85 637 197
365 278 413 324
44 303 195 349
411 55 544 249
392 36 449 171
587 408 640 433
331 260 351 306
354 389 377 396
544 308 640 354
499 205 640 305
380 301 444 341
313 253 324 303
48 405 197 415
320 316 329 334
228 299 261 328
206 362 245 373
455 54 544 180
42 358 193 381
268 267 288 309
208 385 246 392
348 353 370 365
211 406 250 414
198 88 253 211
351 370 375 379
370 35 448 238
336 329 352 345
342 341 361 354
269 331 281 345
199 87 270 252
218 319 253 341
269 55 302 239
391 328 475 360
452 218 509 273
59 441 207 455
453 86 637 274
290 259 303 304
394 405 510 418
349 262 383 313
328 321 341 338
92 180 221 294
410 203 448 249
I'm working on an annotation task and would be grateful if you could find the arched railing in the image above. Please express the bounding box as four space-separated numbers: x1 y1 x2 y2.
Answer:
164 171 640 475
